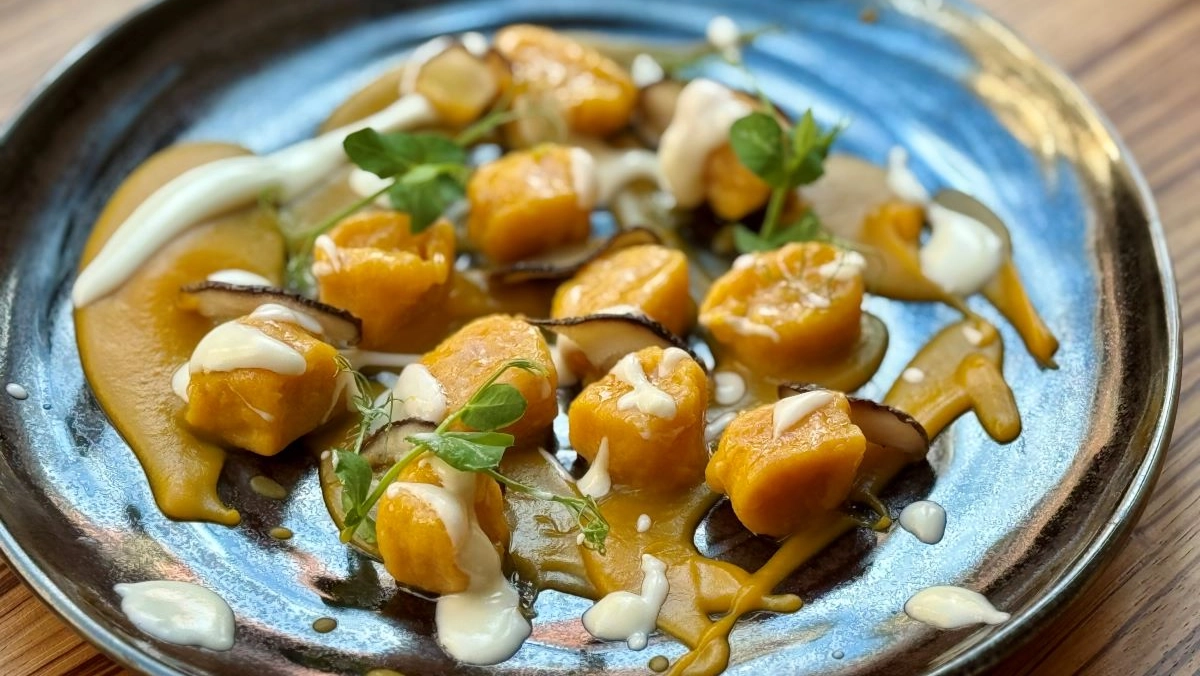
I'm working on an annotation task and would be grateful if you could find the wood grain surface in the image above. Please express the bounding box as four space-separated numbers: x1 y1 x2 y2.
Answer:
1 0 1197 674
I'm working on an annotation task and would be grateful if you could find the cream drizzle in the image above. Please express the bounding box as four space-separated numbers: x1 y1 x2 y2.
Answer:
658 79 753 208
249 303 323 336
612 353 677 419
630 53 665 87
724 315 780 342
581 554 669 650
712 371 746 405
706 15 742 60
569 147 600 211
72 93 438 307
578 437 612 499
772 390 835 439
206 269 273 287
549 338 580 388
898 500 947 544
816 250 867 282
391 363 448 424
114 580 235 651
399 456 531 664
920 203 1005 297
904 586 1010 629
171 364 191 403
189 321 306 376
886 146 930 204
656 346 691 378
901 367 926 383
346 168 394 206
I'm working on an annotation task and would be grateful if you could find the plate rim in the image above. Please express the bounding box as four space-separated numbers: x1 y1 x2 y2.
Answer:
0 1 1181 675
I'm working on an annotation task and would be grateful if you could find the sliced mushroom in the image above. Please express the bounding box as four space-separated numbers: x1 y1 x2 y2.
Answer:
179 281 362 348
490 227 662 284
404 38 512 129
529 312 698 373
318 419 437 561
633 78 683 148
778 383 929 461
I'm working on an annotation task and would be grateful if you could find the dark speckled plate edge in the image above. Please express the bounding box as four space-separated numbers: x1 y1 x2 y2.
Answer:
0 1 1180 675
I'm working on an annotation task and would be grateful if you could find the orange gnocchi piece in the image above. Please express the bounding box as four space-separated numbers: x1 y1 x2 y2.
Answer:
314 212 455 351
551 244 694 336
568 346 708 493
706 391 865 536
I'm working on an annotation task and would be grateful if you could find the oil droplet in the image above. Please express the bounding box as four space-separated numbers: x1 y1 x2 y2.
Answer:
5 383 28 400
312 617 337 633
269 527 293 540
648 655 669 672
832 650 845 659
250 475 288 500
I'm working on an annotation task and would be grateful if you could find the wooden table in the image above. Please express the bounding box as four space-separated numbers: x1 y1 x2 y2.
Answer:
1 0 1197 674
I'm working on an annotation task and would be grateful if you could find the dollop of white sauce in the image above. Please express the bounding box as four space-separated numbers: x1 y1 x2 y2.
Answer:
919 203 1005 297
962 324 986 346
898 500 947 544
114 581 235 651
460 32 490 57
398 456 532 664
594 148 662 206
72 94 438 307
886 146 930 204
171 364 191 403
206 269 272 287
656 347 691 378
612 353 677 419
582 554 669 650
772 390 835 439
705 410 737 444
901 367 926 384
706 15 742 60
578 437 612 499
631 53 665 87
724 315 781 342
636 514 653 533
658 79 753 208
5 383 28 400
904 586 1010 629
249 303 323 336
391 363 448 424
713 371 746 405
189 321 306 376
569 147 600 211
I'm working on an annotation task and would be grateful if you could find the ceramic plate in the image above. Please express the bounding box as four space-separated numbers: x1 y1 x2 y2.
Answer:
0 0 1179 674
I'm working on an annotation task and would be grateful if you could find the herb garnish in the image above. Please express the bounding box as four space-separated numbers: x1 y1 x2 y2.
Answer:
728 109 842 254
334 359 611 553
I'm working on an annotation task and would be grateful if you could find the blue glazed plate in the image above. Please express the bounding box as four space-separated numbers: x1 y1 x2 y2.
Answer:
0 1 1179 674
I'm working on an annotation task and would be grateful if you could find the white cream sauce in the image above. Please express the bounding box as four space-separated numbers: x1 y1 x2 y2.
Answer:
636 514 653 533
919 203 1005 297
249 303 323 336
962 324 986 346
171 364 191 403
391 363 448 424
723 315 781 342
658 79 753 208
816 250 867 282
189 321 307 376
549 338 580 388
706 15 742 60
346 167 394 206
772 390 835 439
581 554 669 650
712 371 746 406
114 580 235 651
656 347 691 378
898 500 947 544
72 93 438 307
630 53 665 87
901 367 926 384
402 456 531 664
904 586 1010 629
612 353 677 419
569 147 600 211
578 437 612 499
206 269 273 287
589 147 662 206
886 146 930 204
5 383 28 400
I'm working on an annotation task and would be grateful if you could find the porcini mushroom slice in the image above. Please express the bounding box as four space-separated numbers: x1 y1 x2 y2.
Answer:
180 281 363 348
778 383 929 461
529 312 698 373
633 78 684 148
490 227 662 284
318 419 437 561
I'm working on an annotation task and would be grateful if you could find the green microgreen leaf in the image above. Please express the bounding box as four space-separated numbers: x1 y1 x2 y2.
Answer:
387 173 465 232
729 112 789 188
459 383 528 431
407 432 509 472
